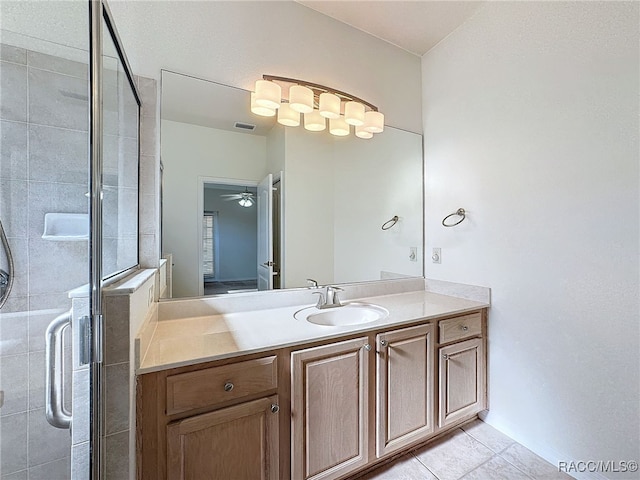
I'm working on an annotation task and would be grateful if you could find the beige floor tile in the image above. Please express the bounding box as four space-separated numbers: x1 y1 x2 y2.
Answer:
461 419 515 453
461 455 532 480
357 455 437 480
500 444 572 479
413 429 494 480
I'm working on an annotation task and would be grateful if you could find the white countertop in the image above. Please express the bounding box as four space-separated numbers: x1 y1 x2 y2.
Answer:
138 290 488 374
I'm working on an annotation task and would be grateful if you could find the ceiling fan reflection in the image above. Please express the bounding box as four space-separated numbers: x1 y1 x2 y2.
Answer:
220 188 255 207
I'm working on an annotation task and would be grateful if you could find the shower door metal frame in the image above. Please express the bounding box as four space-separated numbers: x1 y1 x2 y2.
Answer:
89 1 141 478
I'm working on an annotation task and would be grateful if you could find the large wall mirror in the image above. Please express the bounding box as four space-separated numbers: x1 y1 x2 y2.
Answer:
161 70 423 298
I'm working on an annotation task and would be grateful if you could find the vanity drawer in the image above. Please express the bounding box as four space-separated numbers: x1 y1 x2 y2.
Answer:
166 356 278 415
439 313 482 343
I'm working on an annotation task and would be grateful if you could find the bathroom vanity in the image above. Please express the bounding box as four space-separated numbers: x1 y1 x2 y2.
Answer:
136 288 488 480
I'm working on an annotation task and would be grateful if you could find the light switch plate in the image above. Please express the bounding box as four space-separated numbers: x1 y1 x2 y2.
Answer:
432 248 441 264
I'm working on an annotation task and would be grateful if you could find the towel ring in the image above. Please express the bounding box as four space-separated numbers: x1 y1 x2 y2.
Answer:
381 216 399 230
442 208 466 227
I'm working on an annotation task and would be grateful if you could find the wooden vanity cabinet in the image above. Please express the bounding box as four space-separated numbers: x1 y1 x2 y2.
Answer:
137 353 282 480
289 323 439 480
137 308 487 480
286 311 486 480
290 337 370 480
166 395 279 479
376 323 435 457
437 312 486 427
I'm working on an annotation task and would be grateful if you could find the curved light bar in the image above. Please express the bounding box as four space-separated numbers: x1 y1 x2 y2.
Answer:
251 75 383 138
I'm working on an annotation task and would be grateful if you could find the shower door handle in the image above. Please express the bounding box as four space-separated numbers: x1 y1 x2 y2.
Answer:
0 220 14 309
45 310 72 429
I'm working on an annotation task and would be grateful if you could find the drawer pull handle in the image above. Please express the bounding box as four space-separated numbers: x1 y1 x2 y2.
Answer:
271 404 280 414
224 382 234 392
461 325 469 331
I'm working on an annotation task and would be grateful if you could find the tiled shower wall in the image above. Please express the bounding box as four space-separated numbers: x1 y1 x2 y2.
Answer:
0 43 89 478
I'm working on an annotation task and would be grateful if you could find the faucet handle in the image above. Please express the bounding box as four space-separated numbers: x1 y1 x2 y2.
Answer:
326 285 343 306
306 278 319 288
311 291 325 308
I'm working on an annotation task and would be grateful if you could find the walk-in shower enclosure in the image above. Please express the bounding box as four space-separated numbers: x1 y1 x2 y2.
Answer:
0 1 140 478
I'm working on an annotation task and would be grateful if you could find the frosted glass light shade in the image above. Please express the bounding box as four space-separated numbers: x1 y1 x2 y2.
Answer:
363 111 384 133
251 92 276 117
304 110 326 131
355 125 373 139
255 80 282 110
318 93 340 119
289 85 314 113
329 116 350 136
344 101 365 126
277 103 300 126
254 80 281 110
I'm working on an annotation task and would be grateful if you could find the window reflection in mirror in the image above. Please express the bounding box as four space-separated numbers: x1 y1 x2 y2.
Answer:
161 70 423 298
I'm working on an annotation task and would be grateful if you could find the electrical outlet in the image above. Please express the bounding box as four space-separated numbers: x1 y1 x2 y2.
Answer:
148 284 155 306
432 248 441 264
409 247 417 262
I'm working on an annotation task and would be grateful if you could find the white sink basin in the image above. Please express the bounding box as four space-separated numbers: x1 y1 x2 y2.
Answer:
295 302 389 327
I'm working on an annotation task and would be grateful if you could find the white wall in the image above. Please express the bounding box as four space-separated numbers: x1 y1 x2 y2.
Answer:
108 1 422 134
282 128 335 287
333 127 423 282
162 120 267 297
203 188 257 282
422 2 639 476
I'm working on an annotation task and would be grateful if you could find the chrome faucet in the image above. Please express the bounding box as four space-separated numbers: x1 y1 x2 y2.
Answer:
312 285 343 309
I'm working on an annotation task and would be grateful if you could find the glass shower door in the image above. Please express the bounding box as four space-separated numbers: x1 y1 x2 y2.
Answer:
0 1 90 478
0 1 140 478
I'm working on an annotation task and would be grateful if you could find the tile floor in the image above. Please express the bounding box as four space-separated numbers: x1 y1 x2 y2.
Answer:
356 420 573 480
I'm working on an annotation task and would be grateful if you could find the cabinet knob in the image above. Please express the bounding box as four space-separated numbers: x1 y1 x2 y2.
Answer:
380 340 388 347
442 354 449 360
224 382 234 392
461 325 469 331
363 344 372 351
270 404 280 414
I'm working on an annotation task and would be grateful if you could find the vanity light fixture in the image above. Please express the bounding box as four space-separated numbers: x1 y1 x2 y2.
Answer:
254 80 281 110
355 125 373 139
344 101 365 126
277 102 300 127
318 92 340 119
251 75 384 139
329 116 350 136
250 92 276 117
304 110 326 131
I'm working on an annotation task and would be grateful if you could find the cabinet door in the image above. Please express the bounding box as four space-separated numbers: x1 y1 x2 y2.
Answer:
376 324 435 457
439 338 485 427
291 337 370 480
166 395 279 480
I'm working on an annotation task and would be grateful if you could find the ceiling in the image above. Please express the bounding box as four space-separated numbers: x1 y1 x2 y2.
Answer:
162 71 276 136
160 2 487 131
297 1 485 56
